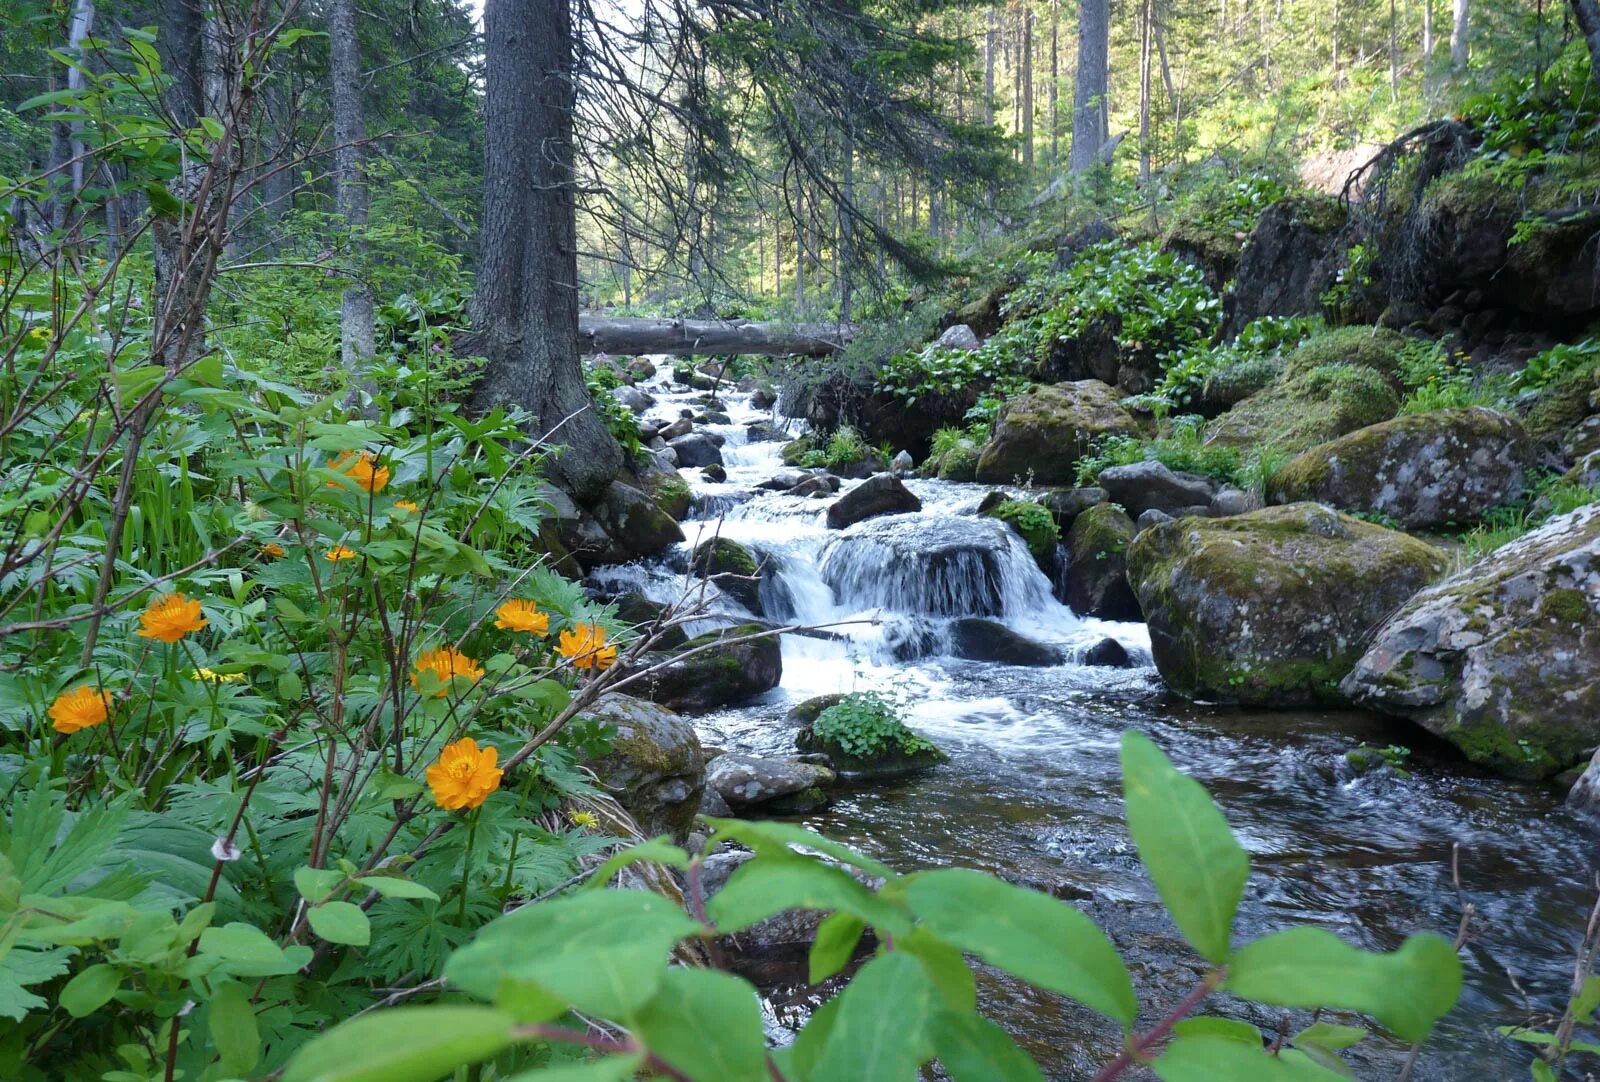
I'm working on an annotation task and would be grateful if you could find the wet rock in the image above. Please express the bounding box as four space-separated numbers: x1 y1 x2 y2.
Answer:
1222 195 1349 338
578 481 685 569
746 421 783 443
695 411 733 426
611 592 688 651
627 358 657 382
1065 504 1141 621
1127 503 1450 706
584 696 704 843
758 468 811 492
1081 637 1132 668
891 449 915 475
976 490 1008 516
699 787 733 818
790 477 834 498
830 453 891 480
1270 407 1535 530
613 385 654 413
1097 461 1221 519
639 623 783 713
1345 504 1600 780
750 385 778 409
660 417 694 441
700 464 728 483
976 380 1143 486
706 752 834 814
935 323 983 351
826 474 922 529
1041 486 1108 531
795 725 948 780
639 470 691 521
949 617 1065 666
668 432 724 469
784 693 849 727
691 537 763 613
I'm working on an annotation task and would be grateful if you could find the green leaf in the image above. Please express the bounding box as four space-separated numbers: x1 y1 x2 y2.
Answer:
198 922 307 977
444 890 700 1019
355 876 439 901
1496 1027 1600 1056
1531 1061 1557 1082
282 1006 514 1082
307 902 371 946
294 867 346 904
208 981 261 1074
1172 1017 1264 1046
1575 975 1600 1021
629 968 768 1082
59 963 120 1018
199 116 225 141
1224 928 1462 1043
807 952 938 1082
502 1058 644 1082
706 853 911 937
1120 731 1248 963
932 1011 1046 1082
903 868 1136 1027
585 838 691 891
114 365 167 406
809 912 867 985
1291 1022 1366 1051
1154 1036 1347 1081
701 817 898 881
894 927 976 1012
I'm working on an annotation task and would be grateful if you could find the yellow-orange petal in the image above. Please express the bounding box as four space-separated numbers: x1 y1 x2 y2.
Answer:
494 600 550 635
49 685 112 734
136 593 207 643
426 737 503 810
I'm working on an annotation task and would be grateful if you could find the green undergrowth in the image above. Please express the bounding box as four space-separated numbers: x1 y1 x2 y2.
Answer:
810 693 939 760
1460 475 1600 559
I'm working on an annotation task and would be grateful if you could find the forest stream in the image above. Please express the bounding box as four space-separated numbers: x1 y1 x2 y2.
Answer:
593 360 1600 1082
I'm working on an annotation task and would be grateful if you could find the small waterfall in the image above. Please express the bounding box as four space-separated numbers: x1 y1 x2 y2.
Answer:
818 514 1057 618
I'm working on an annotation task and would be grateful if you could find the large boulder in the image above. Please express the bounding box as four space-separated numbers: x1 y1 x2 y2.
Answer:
1222 195 1348 338
668 432 724 469
975 381 1143 486
570 481 685 570
948 617 1065 666
584 696 704 843
1096 461 1220 520
934 323 982 351
826 474 922 529
1040 486 1108 531
706 753 835 814
639 623 783 713
1344 504 1600 780
1270 407 1535 530
1126 503 1451 706
691 537 764 613
1064 504 1141 621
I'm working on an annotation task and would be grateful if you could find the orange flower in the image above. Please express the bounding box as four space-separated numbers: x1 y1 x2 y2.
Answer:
494 599 550 635
426 737 503 810
324 545 358 562
136 592 207 643
261 542 287 559
48 685 112 734
327 450 390 494
394 500 420 513
557 623 616 670
411 647 485 698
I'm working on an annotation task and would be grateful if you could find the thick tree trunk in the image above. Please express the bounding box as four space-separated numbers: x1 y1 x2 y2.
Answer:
1138 0 1152 190
578 316 851 357
1571 0 1600 91
1050 0 1060 167
469 0 622 502
1451 0 1469 72
1069 0 1110 173
330 0 375 384
984 9 997 128
1022 8 1034 169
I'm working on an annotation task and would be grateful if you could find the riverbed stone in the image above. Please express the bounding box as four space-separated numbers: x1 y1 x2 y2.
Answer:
949 617 1066 666
638 623 783 713
935 322 982 351
706 752 835 814
613 385 654 413
580 480 685 568
583 696 704 843
1097 461 1220 519
691 537 763 613
668 432 724 468
795 725 949 780
975 381 1143 486
1270 407 1535 530
784 693 850 727
1081 637 1132 668
1344 504 1600 780
826 474 922 529
1041 486 1108 531
1065 504 1142 620
611 592 689 651
1126 503 1451 706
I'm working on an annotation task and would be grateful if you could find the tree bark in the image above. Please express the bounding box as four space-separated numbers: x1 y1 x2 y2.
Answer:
1049 0 1059 167
984 9 997 129
1022 7 1034 169
469 0 622 502
330 0 375 385
1069 0 1110 173
578 316 851 356
1451 0 1469 72
1570 0 1600 91
1138 0 1152 190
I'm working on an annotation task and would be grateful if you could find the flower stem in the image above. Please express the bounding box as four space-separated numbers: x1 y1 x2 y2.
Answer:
457 809 479 923
1092 969 1224 1082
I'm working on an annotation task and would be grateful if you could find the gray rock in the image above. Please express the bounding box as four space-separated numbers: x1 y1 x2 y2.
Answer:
700 464 727 483
1566 449 1600 489
584 696 704 843
1563 416 1600 462
1210 486 1262 517
660 418 694 441
758 468 811 492
575 481 685 569
1344 504 1600 780
976 380 1143 486
1097 460 1221 519
1041 486 1108 531
949 618 1065 666
668 433 725 469
1065 505 1143 621
935 323 983 351
826 474 922 529
790 477 834 498
706 752 835 814
783 693 849 727
1136 509 1174 532
639 623 783 713
891 450 915 475
613 385 655 413
1080 637 1132 668
746 421 783 443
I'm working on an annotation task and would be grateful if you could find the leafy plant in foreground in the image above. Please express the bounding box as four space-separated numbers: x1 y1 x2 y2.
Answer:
283 731 1464 1082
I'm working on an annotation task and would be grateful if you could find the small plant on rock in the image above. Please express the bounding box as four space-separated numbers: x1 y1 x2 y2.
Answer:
812 692 939 760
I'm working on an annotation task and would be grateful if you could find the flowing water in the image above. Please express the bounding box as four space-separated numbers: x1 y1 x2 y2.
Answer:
594 361 1600 1080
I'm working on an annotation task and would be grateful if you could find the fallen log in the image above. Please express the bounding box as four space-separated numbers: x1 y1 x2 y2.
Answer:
577 315 852 357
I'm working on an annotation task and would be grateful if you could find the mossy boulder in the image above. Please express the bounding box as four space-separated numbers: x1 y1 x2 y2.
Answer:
1222 195 1349 337
1270 407 1535 530
783 693 849 727
976 380 1143 486
691 537 764 613
641 471 692 521
1522 365 1600 441
1206 327 1405 454
1199 353 1284 411
583 696 705 843
926 438 981 481
611 592 688 651
638 623 782 713
1126 503 1450 706
1344 504 1600 780
1064 503 1141 620
795 726 948 780
707 752 835 814
981 499 1061 560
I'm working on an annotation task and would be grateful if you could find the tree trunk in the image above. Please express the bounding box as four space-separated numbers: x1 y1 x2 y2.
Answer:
469 0 621 502
1050 0 1059 167
1022 7 1034 169
984 9 997 128
1388 0 1399 100
330 0 375 386
1451 0 1469 72
1138 0 1152 190
578 316 851 356
1570 0 1600 91
839 127 854 323
1422 0 1434 95
1069 0 1110 173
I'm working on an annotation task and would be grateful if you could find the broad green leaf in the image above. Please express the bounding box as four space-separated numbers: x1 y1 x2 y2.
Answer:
502 1057 644 1081
809 912 867 985
1575 975 1600 1021
114 365 167 406
585 838 691 891
355 876 439 901
1224 928 1462 1043
1291 1022 1366 1051
1172 1017 1264 1045
706 853 911 937
444 890 700 1019
59 963 120 1018
198 923 306 977
307 902 371 946
208 981 261 1074
1154 1036 1347 1081
282 1006 514 1082
1531 1061 1557 1081
895 927 976 1012
774 991 842 1081
932 1011 1046 1082
701 817 898 881
306 422 379 451
629 968 768 1082
807 952 939 1082
1120 731 1248 963
1496 1027 1600 1056
903 868 1136 1027
294 867 346 904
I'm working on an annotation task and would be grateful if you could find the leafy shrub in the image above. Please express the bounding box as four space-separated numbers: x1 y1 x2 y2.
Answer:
585 363 644 458
811 692 938 759
1393 338 1509 414
987 499 1061 559
800 425 873 469
1145 315 1320 411
1076 415 1244 486
1511 339 1600 396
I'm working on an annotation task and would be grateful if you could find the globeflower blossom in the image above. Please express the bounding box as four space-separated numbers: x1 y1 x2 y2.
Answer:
411 647 485 698
327 450 390 494
557 623 616 670
324 545 358 562
427 737 503 810
136 592 207 643
494 599 550 636
48 685 112 734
